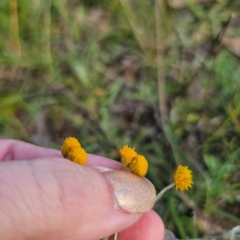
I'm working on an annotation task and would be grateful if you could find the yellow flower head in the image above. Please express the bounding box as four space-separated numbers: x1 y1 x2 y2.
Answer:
67 147 88 165
173 165 193 191
61 137 81 157
119 145 137 166
128 154 148 177
61 137 88 165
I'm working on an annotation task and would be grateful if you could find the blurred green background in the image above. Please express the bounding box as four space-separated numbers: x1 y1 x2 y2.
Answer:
1 0 240 238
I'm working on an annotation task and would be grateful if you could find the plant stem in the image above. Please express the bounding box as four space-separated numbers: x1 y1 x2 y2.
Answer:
155 183 175 202
102 232 118 240
9 0 21 56
114 232 118 240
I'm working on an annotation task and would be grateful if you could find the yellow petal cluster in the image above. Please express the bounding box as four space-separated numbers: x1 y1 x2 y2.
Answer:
119 145 148 177
173 165 193 191
119 145 137 165
128 154 148 177
61 137 81 157
61 137 87 165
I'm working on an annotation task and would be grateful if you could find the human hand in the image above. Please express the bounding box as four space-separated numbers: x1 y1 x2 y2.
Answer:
0 139 164 240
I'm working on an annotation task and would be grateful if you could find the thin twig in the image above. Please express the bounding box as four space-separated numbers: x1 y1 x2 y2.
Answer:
119 0 149 56
201 15 232 116
42 0 53 74
175 191 197 210
155 0 184 164
9 0 21 56
155 0 168 128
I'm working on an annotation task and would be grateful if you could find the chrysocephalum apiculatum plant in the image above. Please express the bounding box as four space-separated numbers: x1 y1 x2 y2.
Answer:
61 137 193 240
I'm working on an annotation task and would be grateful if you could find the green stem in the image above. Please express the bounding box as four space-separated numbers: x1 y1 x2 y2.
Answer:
155 183 175 202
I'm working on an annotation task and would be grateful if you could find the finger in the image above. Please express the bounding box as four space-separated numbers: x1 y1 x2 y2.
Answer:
0 139 62 160
87 154 122 169
0 158 152 240
116 210 164 240
0 139 122 169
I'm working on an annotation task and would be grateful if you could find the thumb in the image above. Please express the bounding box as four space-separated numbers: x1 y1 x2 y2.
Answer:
0 157 155 240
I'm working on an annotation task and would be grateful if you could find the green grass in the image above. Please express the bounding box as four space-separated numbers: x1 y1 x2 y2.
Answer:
1 0 240 238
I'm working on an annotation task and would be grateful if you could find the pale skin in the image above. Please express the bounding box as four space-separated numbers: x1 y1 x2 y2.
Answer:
0 139 164 240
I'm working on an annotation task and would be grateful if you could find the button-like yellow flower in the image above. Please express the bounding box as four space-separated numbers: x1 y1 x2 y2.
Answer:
128 154 148 177
173 165 193 191
119 145 137 166
67 147 87 165
61 137 81 158
61 137 88 165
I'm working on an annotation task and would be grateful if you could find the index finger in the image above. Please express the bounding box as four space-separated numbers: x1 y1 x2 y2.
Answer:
0 139 62 160
0 139 122 169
